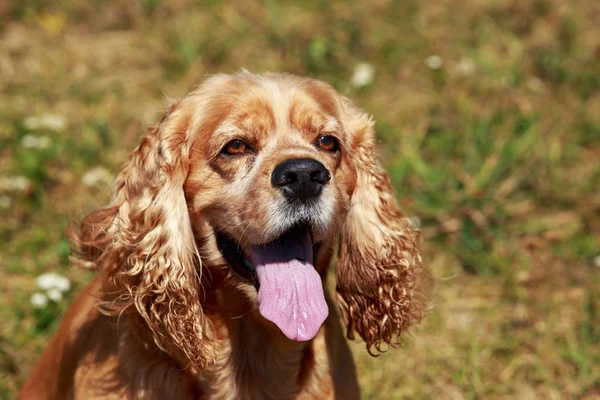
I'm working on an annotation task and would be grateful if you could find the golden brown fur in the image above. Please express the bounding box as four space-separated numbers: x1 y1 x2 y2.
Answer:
19 72 431 399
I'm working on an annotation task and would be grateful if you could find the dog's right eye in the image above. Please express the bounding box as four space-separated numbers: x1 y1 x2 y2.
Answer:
316 135 339 152
222 139 248 156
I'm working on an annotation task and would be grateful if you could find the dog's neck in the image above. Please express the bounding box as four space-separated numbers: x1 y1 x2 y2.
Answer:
199 309 315 399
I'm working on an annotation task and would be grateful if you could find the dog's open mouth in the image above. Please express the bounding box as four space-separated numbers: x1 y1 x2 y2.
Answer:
215 223 328 341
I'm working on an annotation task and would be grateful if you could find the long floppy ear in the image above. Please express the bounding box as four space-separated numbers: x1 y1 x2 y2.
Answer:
336 99 431 355
69 101 213 368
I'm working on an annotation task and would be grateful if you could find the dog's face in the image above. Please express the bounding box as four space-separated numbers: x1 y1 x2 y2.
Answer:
183 74 356 340
75 72 428 368
186 76 349 243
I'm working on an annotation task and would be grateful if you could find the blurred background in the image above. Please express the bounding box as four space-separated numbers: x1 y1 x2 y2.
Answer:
0 1 599 398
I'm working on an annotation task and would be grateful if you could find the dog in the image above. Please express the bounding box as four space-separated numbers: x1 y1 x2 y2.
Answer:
19 72 430 399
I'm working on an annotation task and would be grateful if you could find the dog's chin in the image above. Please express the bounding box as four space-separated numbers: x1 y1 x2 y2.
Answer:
214 222 322 289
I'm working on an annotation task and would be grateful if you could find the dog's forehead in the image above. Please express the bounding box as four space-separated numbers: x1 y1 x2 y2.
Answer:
213 79 342 140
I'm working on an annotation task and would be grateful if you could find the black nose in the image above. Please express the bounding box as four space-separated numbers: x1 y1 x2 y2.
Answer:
271 158 331 201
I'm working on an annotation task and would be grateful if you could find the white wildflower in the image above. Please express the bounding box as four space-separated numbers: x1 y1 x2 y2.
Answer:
0 195 10 209
46 288 63 302
23 114 67 131
351 63 375 88
30 292 48 309
36 272 71 293
453 312 473 332
0 176 30 192
426 55 444 70
527 77 545 93
454 58 475 76
21 134 52 150
407 216 421 229
594 255 600 268
82 166 113 187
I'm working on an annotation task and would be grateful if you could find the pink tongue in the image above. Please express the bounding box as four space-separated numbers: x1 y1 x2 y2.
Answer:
249 228 328 341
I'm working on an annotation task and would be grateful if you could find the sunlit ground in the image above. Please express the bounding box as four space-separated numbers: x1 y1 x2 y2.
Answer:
1 1 599 399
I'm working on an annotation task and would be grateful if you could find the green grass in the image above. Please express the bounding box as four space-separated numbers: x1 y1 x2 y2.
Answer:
1 0 599 398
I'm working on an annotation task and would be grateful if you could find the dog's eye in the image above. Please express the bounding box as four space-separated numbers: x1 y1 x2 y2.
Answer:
222 139 248 155
317 135 339 152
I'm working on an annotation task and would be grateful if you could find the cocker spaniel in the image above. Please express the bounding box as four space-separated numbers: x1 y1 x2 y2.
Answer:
19 72 430 400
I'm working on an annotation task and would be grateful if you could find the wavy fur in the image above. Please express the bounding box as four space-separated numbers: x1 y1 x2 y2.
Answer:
69 102 214 368
335 98 432 354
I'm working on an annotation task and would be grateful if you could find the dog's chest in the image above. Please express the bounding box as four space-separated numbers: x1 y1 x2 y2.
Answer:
194 328 332 400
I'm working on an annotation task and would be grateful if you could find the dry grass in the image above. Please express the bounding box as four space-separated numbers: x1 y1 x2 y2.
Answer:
1 1 599 399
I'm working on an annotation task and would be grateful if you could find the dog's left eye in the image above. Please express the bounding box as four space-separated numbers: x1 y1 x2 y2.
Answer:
222 139 248 155
317 135 339 152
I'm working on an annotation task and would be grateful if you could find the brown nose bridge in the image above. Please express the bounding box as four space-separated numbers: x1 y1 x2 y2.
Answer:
266 141 322 168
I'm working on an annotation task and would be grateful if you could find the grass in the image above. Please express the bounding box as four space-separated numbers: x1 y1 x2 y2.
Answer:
0 0 599 398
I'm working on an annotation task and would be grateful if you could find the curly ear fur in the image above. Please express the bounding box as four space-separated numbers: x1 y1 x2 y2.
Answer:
336 99 431 355
69 102 214 368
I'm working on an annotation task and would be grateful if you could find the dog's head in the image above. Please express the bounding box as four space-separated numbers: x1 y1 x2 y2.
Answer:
71 72 430 367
